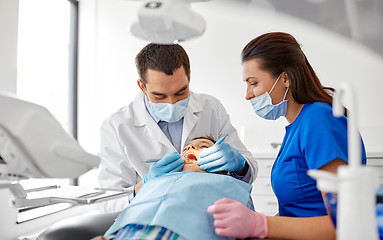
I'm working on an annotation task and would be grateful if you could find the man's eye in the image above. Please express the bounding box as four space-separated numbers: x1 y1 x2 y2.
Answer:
201 145 209 148
175 91 185 96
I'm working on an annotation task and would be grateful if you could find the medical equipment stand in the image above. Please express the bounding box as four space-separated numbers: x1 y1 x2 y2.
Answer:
308 82 379 240
0 181 130 240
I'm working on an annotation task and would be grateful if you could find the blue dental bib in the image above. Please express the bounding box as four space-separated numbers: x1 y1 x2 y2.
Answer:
105 172 252 240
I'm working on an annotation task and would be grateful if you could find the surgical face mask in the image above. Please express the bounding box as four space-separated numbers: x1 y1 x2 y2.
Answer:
146 92 190 123
250 74 289 120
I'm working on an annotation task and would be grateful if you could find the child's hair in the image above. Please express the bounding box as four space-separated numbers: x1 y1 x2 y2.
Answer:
191 136 216 144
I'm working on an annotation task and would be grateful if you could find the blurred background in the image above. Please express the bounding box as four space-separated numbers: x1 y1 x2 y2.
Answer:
1 0 383 186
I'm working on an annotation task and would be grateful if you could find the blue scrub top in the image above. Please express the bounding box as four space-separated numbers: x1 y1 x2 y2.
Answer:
271 102 366 217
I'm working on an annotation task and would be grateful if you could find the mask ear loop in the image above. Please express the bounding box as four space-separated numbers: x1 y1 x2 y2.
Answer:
142 84 151 101
283 87 289 101
140 80 150 101
269 73 283 95
143 85 154 109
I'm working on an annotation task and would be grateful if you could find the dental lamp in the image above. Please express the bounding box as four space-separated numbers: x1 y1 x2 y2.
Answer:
130 0 208 44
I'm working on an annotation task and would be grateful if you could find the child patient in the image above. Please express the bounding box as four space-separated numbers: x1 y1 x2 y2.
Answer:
181 136 228 174
93 136 252 240
181 136 218 173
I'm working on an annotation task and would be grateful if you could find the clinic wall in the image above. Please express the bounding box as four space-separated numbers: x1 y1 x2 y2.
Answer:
0 0 19 94
78 0 383 154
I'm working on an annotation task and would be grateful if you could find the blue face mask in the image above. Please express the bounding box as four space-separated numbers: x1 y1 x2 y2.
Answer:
147 94 190 123
250 74 289 120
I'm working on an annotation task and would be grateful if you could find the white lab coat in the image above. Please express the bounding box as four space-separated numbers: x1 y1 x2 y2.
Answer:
97 91 258 212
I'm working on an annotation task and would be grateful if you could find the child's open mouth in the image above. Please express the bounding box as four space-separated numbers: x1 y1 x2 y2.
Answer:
184 152 199 164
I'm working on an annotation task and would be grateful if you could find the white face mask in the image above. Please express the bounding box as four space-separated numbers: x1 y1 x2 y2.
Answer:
146 91 190 123
250 74 289 120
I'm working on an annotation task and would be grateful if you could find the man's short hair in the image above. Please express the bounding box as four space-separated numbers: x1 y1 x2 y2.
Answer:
136 43 191 84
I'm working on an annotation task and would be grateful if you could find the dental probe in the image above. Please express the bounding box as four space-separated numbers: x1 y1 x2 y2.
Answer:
144 159 160 163
215 136 226 144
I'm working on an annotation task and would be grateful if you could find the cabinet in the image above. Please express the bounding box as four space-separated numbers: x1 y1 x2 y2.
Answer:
250 151 383 216
250 152 278 216
366 152 383 186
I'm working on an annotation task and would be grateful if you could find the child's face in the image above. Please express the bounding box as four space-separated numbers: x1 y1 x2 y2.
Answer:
181 138 214 173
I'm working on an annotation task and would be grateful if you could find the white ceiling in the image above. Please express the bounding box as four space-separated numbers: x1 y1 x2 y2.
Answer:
243 0 383 55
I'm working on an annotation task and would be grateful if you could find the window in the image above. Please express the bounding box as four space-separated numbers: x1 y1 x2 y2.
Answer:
17 0 72 130
17 0 77 188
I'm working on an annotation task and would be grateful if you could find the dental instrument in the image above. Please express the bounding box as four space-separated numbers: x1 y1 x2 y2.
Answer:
144 159 160 163
215 136 226 144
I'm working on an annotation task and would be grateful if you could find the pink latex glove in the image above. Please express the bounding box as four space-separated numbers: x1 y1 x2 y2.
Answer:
207 198 268 239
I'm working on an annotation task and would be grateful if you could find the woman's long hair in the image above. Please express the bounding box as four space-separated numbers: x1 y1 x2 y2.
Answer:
241 32 334 105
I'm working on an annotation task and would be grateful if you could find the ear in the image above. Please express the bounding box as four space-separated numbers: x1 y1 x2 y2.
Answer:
282 72 290 88
137 79 146 95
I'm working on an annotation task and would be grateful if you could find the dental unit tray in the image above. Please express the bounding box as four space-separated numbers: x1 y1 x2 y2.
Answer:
1 182 131 209
26 185 131 205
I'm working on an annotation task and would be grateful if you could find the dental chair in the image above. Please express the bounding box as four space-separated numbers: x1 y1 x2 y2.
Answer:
38 211 120 240
0 93 124 240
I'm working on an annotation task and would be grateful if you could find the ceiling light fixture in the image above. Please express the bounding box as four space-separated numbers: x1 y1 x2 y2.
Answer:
130 0 208 44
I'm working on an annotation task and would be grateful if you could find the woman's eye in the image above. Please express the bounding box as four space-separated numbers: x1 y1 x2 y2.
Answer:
250 82 258 86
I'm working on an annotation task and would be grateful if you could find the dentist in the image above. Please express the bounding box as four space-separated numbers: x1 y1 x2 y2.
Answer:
98 43 258 212
208 32 366 239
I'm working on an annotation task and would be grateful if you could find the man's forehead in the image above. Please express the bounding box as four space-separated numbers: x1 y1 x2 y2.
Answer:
145 66 187 82
145 73 188 92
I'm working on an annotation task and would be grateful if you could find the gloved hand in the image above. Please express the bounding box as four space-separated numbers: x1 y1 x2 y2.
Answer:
197 137 246 172
207 198 268 239
142 152 184 184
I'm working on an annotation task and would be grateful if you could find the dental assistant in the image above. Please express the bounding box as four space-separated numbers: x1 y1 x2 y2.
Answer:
98 43 258 212
208 32 366 240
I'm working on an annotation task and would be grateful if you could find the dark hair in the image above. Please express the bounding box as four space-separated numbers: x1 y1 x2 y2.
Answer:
191 136 216 144
241 32 333 105
135 43 191 84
